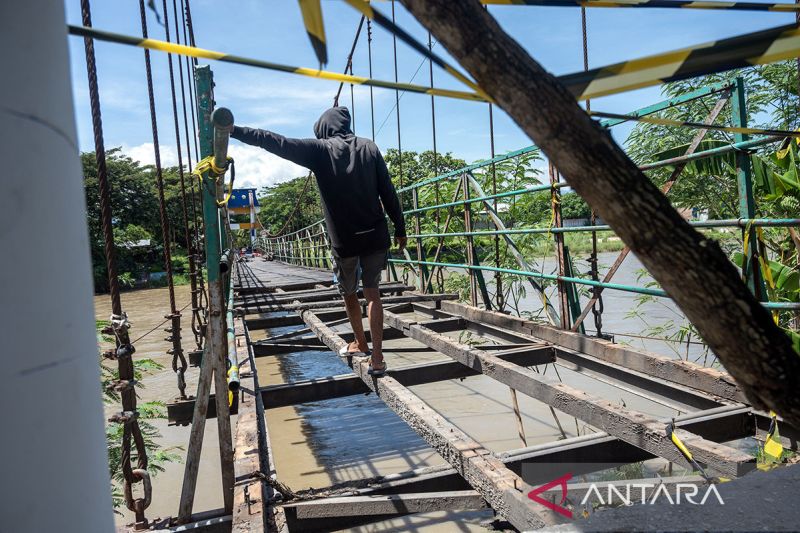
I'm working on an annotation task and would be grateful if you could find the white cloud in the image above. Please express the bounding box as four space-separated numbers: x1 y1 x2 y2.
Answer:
122 142 305 190
227 144 306 189
122 142 179 167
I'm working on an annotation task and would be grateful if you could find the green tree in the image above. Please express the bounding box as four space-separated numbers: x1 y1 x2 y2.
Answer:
257 174 322 234
625 63 799 337
82 149 195 292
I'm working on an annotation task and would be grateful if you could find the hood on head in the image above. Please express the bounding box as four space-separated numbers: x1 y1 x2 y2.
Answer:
314 107 353 139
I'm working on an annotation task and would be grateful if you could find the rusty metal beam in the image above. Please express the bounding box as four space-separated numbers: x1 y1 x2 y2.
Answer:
300 309 555 531
233 313 288 532
169 346 555 424
282 490 488 532
441 301 745 403
384 310 756 478
239 283 414 306
302 406 752 499
246 309 350 330
235 280 334 294
239 293 458 314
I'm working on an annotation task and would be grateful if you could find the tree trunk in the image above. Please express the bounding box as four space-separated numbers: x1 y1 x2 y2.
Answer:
400 0 800 428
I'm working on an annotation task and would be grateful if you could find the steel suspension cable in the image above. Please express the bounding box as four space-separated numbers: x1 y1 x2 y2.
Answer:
334 15 366 107
172 0 205 349
80 0 151 525
581 6 605 337
161 0 202 364
428 30 444 291
138 0 186 399
391 0 403 190
182 0 208 326
368 19 376 140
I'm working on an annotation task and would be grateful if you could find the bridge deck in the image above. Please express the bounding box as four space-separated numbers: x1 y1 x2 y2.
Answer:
175 258 798 532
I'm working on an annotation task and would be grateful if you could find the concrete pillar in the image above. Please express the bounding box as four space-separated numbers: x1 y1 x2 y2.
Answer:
0 2 114 531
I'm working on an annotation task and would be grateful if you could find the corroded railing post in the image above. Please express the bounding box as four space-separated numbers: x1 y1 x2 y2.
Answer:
178 66 234 521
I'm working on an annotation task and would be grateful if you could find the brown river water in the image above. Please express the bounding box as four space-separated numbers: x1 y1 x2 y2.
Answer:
97 253 727 530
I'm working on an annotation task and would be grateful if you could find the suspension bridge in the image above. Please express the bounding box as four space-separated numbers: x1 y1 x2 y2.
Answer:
5 0 800 532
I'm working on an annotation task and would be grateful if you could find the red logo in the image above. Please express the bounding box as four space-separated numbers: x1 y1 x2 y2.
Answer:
527 473 573 519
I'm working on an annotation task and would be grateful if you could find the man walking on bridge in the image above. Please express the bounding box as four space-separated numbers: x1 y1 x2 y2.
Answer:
231 106 406 376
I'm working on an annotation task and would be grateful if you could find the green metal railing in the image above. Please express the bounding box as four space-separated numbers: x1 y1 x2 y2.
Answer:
258 79 800 325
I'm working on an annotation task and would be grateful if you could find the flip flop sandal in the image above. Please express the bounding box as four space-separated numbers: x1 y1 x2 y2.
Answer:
368 361 387 377
339 344 371 357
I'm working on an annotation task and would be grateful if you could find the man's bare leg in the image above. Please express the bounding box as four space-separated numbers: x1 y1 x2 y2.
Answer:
343 293 370 353
364 287 384 368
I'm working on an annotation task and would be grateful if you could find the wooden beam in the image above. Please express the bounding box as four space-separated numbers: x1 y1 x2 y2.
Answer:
235 280 334 294
300 309 555 531
412 303 726 410
239 284 414 306
168 346 555 424
251 317 466 356
282 491 488 532
441 301 745 402
246 309 350 330
301 406 752 499
239 293 458 313
384 310 756 478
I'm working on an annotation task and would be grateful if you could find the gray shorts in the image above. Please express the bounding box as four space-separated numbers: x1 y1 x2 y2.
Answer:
332 249 388 296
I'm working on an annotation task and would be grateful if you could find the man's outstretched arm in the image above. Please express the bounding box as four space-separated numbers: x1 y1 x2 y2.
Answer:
376 151 407 248
231 126 323 170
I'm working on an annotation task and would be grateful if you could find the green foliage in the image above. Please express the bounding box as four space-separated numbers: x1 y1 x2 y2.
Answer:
257 174 322 234
626 65 800 341
444 272 471 302
118 272 136 289
82 149 200 292
560 192 591 220
113 224 152 248
171 254 190 274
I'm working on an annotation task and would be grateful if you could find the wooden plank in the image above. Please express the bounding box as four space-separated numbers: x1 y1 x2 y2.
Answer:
384 310 756 478
251 318 466 357
285 474 705 533
284 490 487 518
239 284 414 306
441 301 746 403
296 406 752 500
410 304 725 410
282 491 487 531
246 309 350 330
239 293 458 313
236 280 334 294
300 309 555 531
169 346 555 424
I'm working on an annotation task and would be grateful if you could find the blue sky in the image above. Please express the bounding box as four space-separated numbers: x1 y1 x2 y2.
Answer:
65 0 795 189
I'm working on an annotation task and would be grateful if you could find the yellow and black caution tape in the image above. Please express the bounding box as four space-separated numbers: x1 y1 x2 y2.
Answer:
68 22 800 104
563 24 800 101
665 420 714 482
589 110 800 138
298 0 327 65
482 0 800 12
67 24 484 102
191 155 235 207
762 411 785 464
342 0 490 100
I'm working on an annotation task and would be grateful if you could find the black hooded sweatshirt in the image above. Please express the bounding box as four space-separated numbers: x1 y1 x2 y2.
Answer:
231 107 405 258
